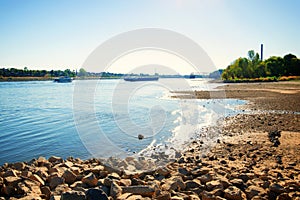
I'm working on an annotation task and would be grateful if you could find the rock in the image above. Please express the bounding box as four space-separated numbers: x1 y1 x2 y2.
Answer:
238 174 250 183
110 181 122 199
268 130 281 147
103 165 122 176
224 186 246 200
122 185 155 197
4 176 22 187
41 186 51 200
50 176 65 189
91 165 104 175
103 177 113 187
37 156 49 166
30 174 45 186
63 169 77 184
50 196 61 200
138 134 144 140
3 169 18 177
206 180 223 191
126 195 144 200
201 190 216 200
154 190 171 200
108 172 121 180
120 179 132 186
245 185 266 199
49 156 63 164
82 172 98 187
156 167 171 177
162 176 186 191
13 162 26 171
61 190 85 200
117 193 132 200
21 170 32 178
86 188 109 200
185 180 201 190
199 173 213 184
269 183 285 194
277 193 292 200
189 194 200 200
230 179 245 189
192 167 210 176
54 184 70 195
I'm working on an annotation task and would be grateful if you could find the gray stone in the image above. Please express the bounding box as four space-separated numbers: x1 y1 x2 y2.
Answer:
110 181 122 199
50 176 65 189
269 183 285 194
185 180 201 189
86 188 109 200
13 162 26 171
61 190 85 200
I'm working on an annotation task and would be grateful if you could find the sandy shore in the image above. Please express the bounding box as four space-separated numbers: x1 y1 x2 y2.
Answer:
0 81 300 199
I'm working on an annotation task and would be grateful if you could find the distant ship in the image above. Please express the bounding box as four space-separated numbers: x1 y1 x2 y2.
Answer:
189 73 196 79
54 76 72 83
124 75 159 82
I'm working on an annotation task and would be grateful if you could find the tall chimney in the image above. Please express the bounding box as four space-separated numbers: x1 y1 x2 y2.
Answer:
261 44 263 61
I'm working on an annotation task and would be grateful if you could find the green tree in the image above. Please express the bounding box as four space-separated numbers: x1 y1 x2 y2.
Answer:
78 68 88 77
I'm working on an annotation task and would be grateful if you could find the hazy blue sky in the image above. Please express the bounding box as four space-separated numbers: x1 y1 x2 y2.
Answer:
0 0 299 73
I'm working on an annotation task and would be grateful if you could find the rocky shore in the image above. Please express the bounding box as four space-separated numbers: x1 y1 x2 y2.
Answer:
1 81 300 199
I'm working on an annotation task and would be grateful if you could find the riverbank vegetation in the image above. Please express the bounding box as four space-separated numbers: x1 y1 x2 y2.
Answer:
221 50 300 82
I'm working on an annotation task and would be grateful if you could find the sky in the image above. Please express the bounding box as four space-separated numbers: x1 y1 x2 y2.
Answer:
0 0 299 74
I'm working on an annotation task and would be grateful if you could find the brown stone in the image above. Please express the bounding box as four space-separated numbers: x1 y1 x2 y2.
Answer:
49 156 63 164
5 176 22 187
206 180 223 191
162 176 185 191
156 167 171 177
41 186 51 200
185 180 201 190
224 186 246 200
82 172 98 187
21 170 33 178
154 190 171 200
120 179 132 186
245 185 266 199
50 176 65 189
3 169 18 177
110 181 122 199
63 169 77 184
30 174 45 186
122 185 155 197
13 162 26 171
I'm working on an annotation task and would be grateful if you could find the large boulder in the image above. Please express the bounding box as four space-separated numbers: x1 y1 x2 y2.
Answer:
82 173 98 187
61 190 85 200
86 188 109 200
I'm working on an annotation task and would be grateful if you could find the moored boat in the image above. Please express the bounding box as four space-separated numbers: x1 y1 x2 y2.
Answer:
54 76 72 83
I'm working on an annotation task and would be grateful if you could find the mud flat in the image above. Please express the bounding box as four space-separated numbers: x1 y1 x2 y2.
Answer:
1 81 300 199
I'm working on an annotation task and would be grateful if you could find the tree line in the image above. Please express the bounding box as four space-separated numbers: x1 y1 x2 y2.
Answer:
221 50 300 80
0 68 76 77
